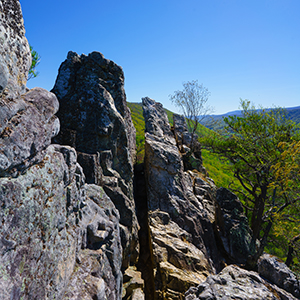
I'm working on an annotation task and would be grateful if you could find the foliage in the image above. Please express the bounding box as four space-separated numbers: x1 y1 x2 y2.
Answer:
267 141 300 272
169 80 213 149
201 99 300 267
28 45 40 80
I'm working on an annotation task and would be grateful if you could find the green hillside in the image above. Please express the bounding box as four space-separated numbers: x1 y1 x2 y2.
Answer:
128 101 300 274
127 102 238 189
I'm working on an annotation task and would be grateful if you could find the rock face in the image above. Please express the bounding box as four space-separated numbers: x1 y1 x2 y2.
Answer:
51 51 139 271
258 254 300 298
0 3 123 299
0 0 31 96
215 187 252 265
185 264 298 300
0 87 60 176
0 145 123 299
143 97 221 299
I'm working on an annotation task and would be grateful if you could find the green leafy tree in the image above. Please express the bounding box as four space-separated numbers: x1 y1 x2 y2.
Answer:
270 141 300 270
202 100 300 267
169 80 213 150
28 45 40 80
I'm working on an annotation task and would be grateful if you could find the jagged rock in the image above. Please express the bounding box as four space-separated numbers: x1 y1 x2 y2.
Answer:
185 264 298 300
258 253 300 298
0 3 126 298
215 187 252 265
64 184 123 300
52 51 139 269
0 0 31 96
143 97 221 298
0 142 123 300
0 145 84 299
173 113 205 173
150 210 212 298
0 87 60 176
122 266 145 299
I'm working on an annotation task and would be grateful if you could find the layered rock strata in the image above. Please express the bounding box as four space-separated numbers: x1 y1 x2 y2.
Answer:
143 97 221 299
51 51 141 297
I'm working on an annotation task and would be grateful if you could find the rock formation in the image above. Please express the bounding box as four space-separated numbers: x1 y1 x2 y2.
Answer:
258 254 300 298
185 264 298 300
51 50 141 296
143 97 221 299
0 0 31 97
0 2 123 299
1 1 300 299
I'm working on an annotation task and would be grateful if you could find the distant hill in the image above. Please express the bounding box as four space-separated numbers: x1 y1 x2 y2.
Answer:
202 106 300 131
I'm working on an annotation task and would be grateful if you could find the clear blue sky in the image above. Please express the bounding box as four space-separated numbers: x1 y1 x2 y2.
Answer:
20 0 299 114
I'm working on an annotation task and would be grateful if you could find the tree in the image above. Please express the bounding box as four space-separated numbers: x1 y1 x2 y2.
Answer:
28 45 40 80
270 141 300 270
169 80 213 150
202 99 300 267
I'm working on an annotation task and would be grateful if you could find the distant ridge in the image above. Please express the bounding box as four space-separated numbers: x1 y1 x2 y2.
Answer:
201 106 300 131
211 106 300 118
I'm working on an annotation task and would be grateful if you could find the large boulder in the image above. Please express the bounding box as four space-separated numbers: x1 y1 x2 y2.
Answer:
0 144 123 299
185 264 298 300
215 187 252 265
0 0 31 96
0 87 60 176
51 51 139 270
258 253 300 298
143 97 221 298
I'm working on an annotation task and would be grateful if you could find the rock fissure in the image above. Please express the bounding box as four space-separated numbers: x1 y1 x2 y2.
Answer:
134 163 156 300
0 2 300 299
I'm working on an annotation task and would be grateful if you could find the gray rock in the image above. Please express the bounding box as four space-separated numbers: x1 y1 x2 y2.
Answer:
143 97 221 298
0 0 31 96
51 51 139 269
215 187 253 265
0 87 60 175
0 145 84 299
173 113 204 173
185 264 298 300
64 184 123 300
0 143 123 300
258 253 300 298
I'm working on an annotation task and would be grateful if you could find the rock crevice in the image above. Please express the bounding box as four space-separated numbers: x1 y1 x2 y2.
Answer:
1 2 300 299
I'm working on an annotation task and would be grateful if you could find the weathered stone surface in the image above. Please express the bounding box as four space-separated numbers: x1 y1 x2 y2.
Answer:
185 265 298 300
52 51 136 176
122 266 145 299
173 113 205 174
258 253 300 298
150 210 212 298
0 143 123 300
52 51 139 269
64 184 123 300
215 187 252 265
0 145 83 299
0 0 31 96
0 87 60 175
143 97 221 298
